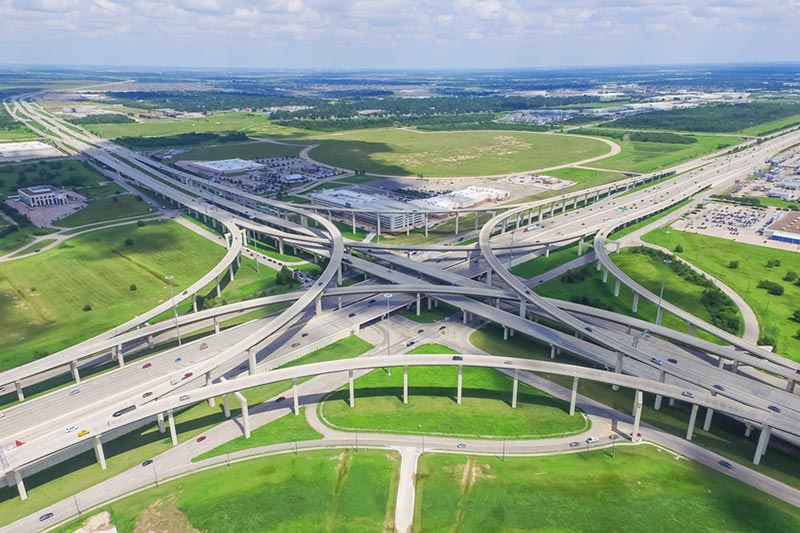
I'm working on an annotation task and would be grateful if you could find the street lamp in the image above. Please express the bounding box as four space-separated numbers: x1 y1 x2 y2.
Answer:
384 293 393 376
165 275 182 346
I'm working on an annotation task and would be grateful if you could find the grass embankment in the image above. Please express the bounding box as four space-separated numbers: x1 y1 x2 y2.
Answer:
52 450 399 533
307 129 612 177
510 240 585 279
54 195 154 227
0 220 224 370
414 446 800 532
320 344 589 439
608 197 693 240
643 228 800 359
400 302 458 324
469 324 800 488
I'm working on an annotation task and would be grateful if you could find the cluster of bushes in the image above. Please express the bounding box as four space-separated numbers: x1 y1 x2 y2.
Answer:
560 266 592 284
630 246 712 287
0 202 30 227
569 295 613 311
67 114 135 125
700 288 740 333
275 265 295 285
115 131 247 150
757 280 784 295
572 128 698 144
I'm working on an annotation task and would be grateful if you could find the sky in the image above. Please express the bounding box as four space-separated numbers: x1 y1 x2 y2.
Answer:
3 0 800 69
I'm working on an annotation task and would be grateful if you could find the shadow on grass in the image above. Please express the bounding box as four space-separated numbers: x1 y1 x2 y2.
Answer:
310 139 409 176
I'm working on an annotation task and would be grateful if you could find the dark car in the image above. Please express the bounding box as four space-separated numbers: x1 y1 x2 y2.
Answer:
301 333 309 337
713 384 725 392
348 312 356 318
585 326 593 332
276 396 286 403
452 356 463 361
406 341 415 347
417 329 424 334
142 362 152 369
69 389 80 396
39 513 54 522
569 442 581 448
197 436 207 443
142 459 153 467
292 342 300 348
667 358 678 364
142 391 153 398
768 405 781 413
113 405 137 418
438 325 446 330
719 460 733 469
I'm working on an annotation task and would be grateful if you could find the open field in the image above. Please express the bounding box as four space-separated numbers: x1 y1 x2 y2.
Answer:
50 450 398 533
0 158 107 198
84 112 307 140
171 140 303 162
414 446 800 532
54 195 154 227
320 344 588 439
643 227 800 359
0 220 225 370
306 128 613 177
0 226 55 255
542 166 629 187
510 240 583 279
592 134 743 173
399 303 458 323
469 324 800 487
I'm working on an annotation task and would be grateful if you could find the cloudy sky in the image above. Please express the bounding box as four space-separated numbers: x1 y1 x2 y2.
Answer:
3 0 800 69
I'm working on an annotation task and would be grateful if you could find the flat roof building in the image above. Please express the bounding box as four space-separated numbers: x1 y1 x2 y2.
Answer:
185 158 265 175
310 189 426 232
18 185 68 207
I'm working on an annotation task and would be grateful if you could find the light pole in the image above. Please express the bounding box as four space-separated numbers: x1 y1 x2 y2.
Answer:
655 277 666 324
384 293 393 376
165 275 182 346
508 231 515 268
610 434 617 458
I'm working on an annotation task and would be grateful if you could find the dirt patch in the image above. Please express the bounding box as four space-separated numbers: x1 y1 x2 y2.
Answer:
134 494 200 533
77 511 115 532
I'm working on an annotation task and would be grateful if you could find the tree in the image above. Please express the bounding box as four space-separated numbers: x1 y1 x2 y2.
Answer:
129 284 137 291
125 238 134 246
783 271 797 282
728 260 739 269
276 265 294 285
674 244 683 253
792 310 800 323
137 220 146 227
83 304 92 312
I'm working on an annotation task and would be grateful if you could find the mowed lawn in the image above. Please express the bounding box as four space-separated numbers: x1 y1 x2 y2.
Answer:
320 344 588 439
592 134 743 173
414 446 800 533
54 195 155 227
52 450 399 533
307 129 613 177
171 140 303 161
0 221 225 370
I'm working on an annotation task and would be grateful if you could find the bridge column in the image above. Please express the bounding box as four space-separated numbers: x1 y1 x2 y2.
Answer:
744 422 752 437
519 300 526 318
278 237 284 255
631 390 643 442
538 206 543 222
602 267 608 284
549 202 555 217
167 409 178 446
578 239 583 256
229 262 235 281
376 212 381 237
456 365 463 405
486 268 492 285
454 212 460 234
703 407 715 432
416 293 421 316
116 344 125 368
206 372 216 407
93 435 107 470
688 322 695 336
561 201 567 214
223 393 231 417
462 310 468 324
406 214 411 236
69 360 81 384
337 264 343 286
785 378 796 394
596 260 602 271
156 412 166 433
503 326 509 340
338 296 343 310
293 378 300 415
315 294 322 316
511 369 519 408
613 279 621 297
569 376 579 416
14 380 24 401
147 335 155 348
754 425 771 465
654 371 665 410
248 348 257 375
349 370 355 408
612 352 623 390
213 316 220 334
427 296 433 311
216 275 221 297
352 212 357 234
403 366 409 405
655 306 663 325
686 404 699 441
192 294 198 313
236 393 251 438
7 470 26 500
424 213 429 238
545 244 551 258
550 345 556 359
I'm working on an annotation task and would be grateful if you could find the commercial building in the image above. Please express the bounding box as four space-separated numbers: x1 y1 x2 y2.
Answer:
310 189 426 231
0 141 61 162
764 211 800 244
185 159 265 176
18 185 68 207
410 186 509 211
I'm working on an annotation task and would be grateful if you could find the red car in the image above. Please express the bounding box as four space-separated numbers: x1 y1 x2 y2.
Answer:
142 362 152 369
183 372 193 379
197 436 206 443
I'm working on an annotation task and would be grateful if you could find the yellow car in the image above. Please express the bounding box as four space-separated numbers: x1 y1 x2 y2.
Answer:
77 429 90 438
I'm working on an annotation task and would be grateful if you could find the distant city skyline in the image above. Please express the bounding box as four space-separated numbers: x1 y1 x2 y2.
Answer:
3 1 800 69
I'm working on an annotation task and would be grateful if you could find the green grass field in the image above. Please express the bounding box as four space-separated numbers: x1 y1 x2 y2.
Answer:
307 129 613 177
319 344 588 439
608 198 693 240
643 228 800 358
592 134 743 173
51 450 398 533
510 240 584 279
171 140 302 162
414 446 800 533
399 302 458 323
542 166 628 187
53 195 154 227
0 159 107 198
0 220 225 370
0 226 56 255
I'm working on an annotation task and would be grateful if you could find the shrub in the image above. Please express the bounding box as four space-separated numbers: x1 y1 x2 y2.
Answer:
756 280 784 295
30 287 36 292
757 335 777 349
792 310 800 322
137 220 145 227
129 284 137 291
83 304 92 312
728 260 739 269
124 238 134 246
674 244 683 253
783 271 797 282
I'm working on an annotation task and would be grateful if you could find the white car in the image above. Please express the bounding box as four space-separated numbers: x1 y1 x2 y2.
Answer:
65 425 78 433
585 436 600 444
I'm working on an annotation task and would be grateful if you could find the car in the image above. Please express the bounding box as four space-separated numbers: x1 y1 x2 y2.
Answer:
712 384 725 392
183 372 193 379
179 395 190 401
768 405 781 413
142 362 152 369
0 413 4 419
113 405 137 417
438 325 446 330
199 342 209 350
69 389 80 396
417 329 424 334
569 441 581 448
174 357 182 363
197 436 207 443
301 333 309 337
719 460 733 469
585 326 593 332
39 513 54 522
141 459 153 467
452 356 463 361
667 358 678 364
503 360 513 365
142 391 153 398
317 281 323 286
630 432 642 438
585 436 599 444
348 313 356 318
368 299 376 304
681 390 694 399
65 425 78 433
650 357 664 366
0 386 4 392
456 443 466 449
292 342 300 348
77 429 90 437
406 341 415 347
276 396 286 403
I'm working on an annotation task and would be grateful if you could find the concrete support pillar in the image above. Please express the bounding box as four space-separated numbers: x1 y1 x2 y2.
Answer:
315 294 322 316
786 379 796 394
744 422 752 437
427 296 432 311
167 409 178 446
14 381 24 401
70 360 81 384
631 390 643 442
349 370 355 408
456 365 463 405
545 244 551 258
216 276 221 298
278 237 284 255
602 267 609 284
654 371 665 410
338 296 342 310
116 345 125 368
596 260 602 271
613 279 621 297
93 435 107 470
337 264 342 286
669 398 675 407
424 213 429 238
550 345 556 359
223 394 231 418
157 412 166 433
612 352 623 390
519 300 526 318
717 356 726 369
376 212 381 237
205 372 216 407
462 310 468 324
632 292 639 313
549 202 555 217
293 378 300 415
416 293 421 316
569 376 579 416
578 239 583 256
538 207 543 222
147 335 155 349
352 212 357 234
403 366 409 405
486 268 492 286
688 323 695 336
754 425 771 465
656 306 663 326
213 316 220 334
686 404 699 441
503 326 509 340
8 470 26 500
512 369 519 409
703 407 715 432
454 212 460 234
248 348 257 376
238 394 251 438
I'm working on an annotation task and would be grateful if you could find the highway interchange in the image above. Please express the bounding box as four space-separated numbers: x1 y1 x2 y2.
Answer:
1 97 800 530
